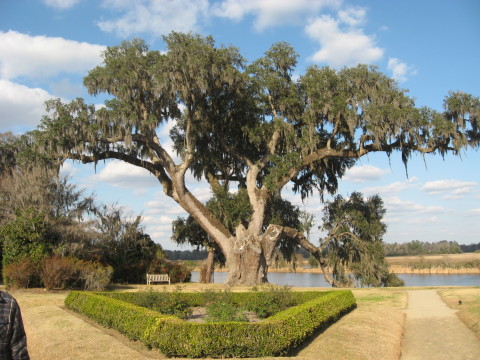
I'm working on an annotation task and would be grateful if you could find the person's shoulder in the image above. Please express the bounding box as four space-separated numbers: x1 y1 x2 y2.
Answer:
0 291 15 303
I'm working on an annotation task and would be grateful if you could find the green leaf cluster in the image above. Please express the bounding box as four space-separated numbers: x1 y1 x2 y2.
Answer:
0 208 55 266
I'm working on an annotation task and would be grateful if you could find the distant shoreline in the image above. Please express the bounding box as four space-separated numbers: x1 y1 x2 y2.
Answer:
195 253 480 275
204 267 480 275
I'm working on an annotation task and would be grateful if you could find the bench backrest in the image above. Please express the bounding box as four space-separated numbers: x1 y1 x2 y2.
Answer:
147 274 169 281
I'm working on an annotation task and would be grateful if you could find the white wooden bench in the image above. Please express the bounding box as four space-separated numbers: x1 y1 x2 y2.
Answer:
146 273 171 285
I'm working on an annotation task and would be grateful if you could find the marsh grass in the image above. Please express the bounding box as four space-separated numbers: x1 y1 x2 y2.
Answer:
9 285 407 360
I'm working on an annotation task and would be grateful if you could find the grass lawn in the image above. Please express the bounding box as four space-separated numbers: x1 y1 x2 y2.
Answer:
438 287 480 340
9 284 408 360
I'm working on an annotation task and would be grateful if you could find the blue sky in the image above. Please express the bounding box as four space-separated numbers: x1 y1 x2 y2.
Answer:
1 0 479 250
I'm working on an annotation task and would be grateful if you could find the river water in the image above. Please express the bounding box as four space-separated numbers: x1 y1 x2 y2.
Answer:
190 271 480 287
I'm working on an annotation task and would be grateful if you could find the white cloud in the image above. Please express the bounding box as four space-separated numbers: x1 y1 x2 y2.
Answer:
343 164 390 183
190 186 213 202
59 161 79 177
145 198 186 217
467 209 480 216
213 0 341 30
97 0 210 37
387 58 417 82
0 31 105 80
385 196 445 215
384 215 401 224
421 179 477 199
360 177 419 195
408 216 439 224
0 79 53 130
337 6 366 27
92 160 159 188
305 8 383 67
43 0 81 9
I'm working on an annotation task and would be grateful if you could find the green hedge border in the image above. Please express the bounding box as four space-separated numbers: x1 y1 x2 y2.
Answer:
65 290 355 357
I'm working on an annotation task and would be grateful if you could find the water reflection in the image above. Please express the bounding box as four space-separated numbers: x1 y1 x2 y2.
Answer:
190 271 480 287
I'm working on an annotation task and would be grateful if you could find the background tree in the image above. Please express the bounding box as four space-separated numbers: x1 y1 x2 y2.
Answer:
0 133 179 286
93 204 165 283
32 33 479 285
297 192 402 287
384 240 463 256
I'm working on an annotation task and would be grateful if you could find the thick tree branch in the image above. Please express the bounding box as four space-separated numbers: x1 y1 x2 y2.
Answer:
282 226 336 285
65 150 174 196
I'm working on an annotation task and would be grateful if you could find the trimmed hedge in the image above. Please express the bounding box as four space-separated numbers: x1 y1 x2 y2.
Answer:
65 290 355 357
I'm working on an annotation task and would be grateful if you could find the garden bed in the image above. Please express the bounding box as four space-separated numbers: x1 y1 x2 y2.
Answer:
65 288 356 357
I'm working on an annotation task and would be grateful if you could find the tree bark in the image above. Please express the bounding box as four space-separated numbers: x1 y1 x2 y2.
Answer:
204 248 215 283
282 226 337 287
225 224 283 286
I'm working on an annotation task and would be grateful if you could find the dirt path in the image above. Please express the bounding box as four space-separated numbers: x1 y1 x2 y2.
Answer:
401 289 480 360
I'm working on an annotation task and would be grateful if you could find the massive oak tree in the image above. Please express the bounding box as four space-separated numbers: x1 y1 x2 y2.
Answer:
33 33 479 285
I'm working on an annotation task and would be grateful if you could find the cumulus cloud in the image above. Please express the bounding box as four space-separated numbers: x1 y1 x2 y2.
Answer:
97 0 210 37
421 179 477 200
305 7 383 67
467 209 480 216
387 58 417 82
408 215 439 224
43 0 81 9
0 79 53 130
59 161 79 178
0 31 105 80
360 177 419 196
337 6 366 27
190 186 213 202
385 196 445 215
343 165 390 183
92 160 159 189
212 0 341 30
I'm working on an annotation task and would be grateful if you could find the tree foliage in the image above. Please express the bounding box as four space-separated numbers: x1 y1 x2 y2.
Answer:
293 192 402 287
0 133 177 285
0 208 55 267
30 32 479 285
384 240 463 256
93 204 165 283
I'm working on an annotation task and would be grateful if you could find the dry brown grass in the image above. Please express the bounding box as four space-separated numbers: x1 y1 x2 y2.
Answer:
291 288 407 360
8 284 407 360
386 253 480 273
385 253 480 265
438 287 480 340
256 253 480 274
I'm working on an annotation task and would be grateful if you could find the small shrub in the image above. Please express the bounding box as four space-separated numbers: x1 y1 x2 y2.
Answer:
77 260 113 291
3 257 40 288
203 288 247 322
160 287 193 318
382 273 405 287
40 255 77 290
245 284 294 318
136 287 192 318
205 301 248 322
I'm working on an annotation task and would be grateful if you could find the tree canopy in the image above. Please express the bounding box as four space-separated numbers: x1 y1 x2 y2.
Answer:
31 32 479 285
300 192 402 287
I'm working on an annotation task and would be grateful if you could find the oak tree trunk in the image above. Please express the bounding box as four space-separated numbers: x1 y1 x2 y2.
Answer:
225 225 283 286
202 248 215 283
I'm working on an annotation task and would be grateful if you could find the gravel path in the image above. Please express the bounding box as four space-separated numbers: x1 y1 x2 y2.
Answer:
401 289 480 360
